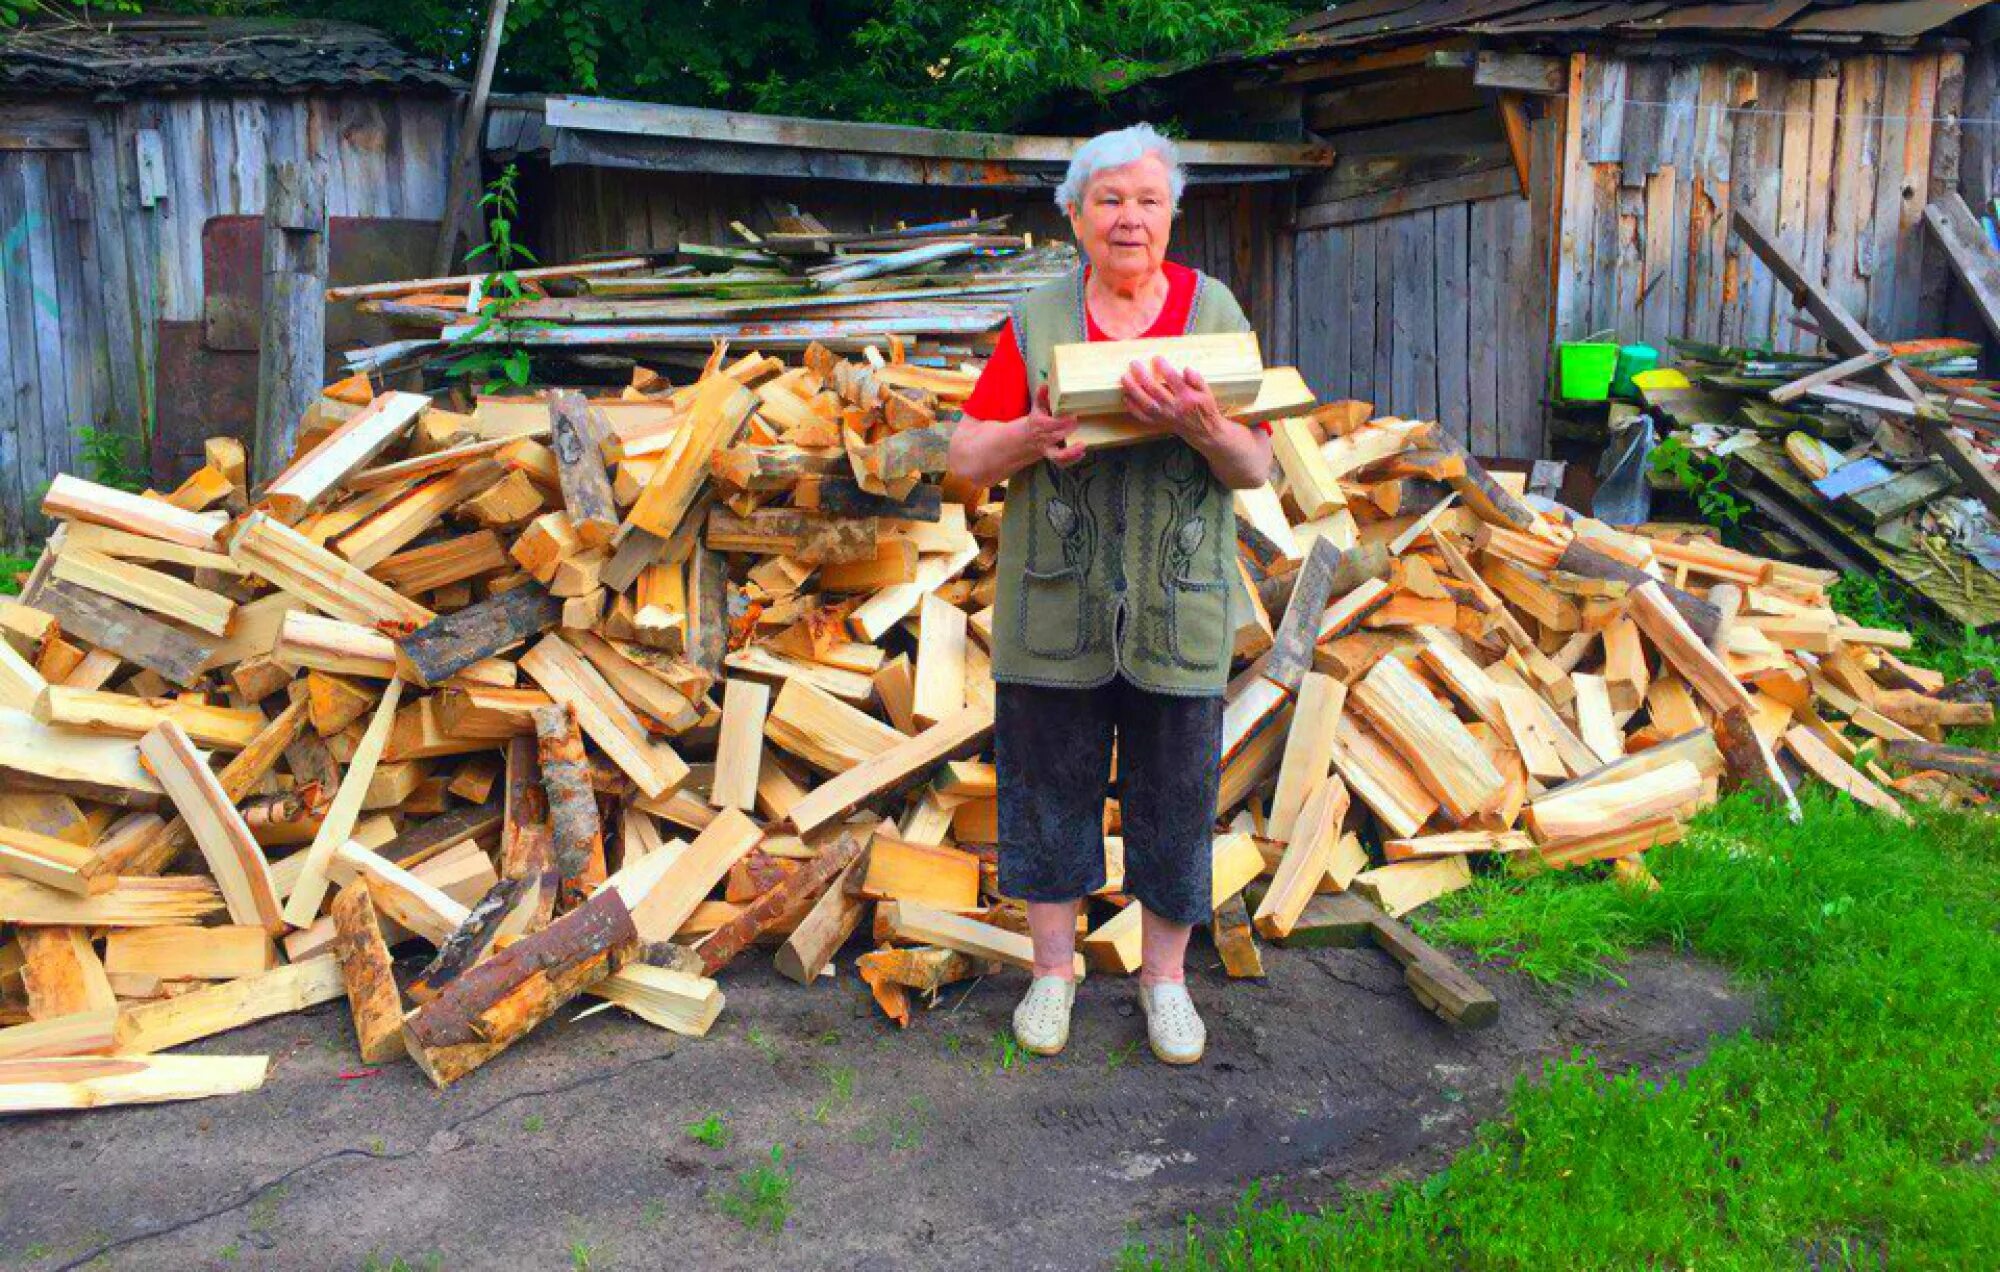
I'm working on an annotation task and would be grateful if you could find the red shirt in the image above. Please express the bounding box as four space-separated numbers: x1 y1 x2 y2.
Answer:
962 261 1200 423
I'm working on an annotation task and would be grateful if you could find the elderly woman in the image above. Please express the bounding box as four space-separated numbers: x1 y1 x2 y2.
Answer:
947 124 1273 1066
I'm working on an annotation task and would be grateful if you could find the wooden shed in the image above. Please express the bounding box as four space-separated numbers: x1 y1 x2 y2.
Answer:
1136 0 2000 461
0 15 461 549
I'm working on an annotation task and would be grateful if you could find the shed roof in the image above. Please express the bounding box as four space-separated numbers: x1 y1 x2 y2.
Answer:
1205 0 1999 74
0 14 463 95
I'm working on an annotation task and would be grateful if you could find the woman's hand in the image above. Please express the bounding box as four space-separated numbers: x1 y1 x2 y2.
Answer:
1120 356 1274 490
1120 356 1230 447
946 386 1084 487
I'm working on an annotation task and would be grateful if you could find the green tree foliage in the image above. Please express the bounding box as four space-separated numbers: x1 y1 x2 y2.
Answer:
9 0 1311 132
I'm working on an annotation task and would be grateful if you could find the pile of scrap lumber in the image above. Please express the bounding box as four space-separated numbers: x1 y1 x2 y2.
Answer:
3 326 1992 1115
1635 208 2000 634
333 212 1074 379
1637 336 2000 633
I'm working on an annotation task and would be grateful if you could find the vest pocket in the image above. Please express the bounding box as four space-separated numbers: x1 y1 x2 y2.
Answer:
1155 509 1233 671
1015 564 1094 660
1014 471 1098 661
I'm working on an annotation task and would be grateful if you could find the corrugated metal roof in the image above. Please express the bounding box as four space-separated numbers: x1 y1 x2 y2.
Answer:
0 16 463 95
1263 0 1996 60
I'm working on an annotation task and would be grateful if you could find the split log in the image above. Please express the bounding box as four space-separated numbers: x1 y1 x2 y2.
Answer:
114 956 343 1054
1556 541 1720 643
330 883 406 1063
0 1054 270 1114
138 722 284 934
30 580 218 688
533 703 604 901
547 391 619 547
1883 739 2000 791
772 855 870 985
396 583 564 688
407 875 547 1004
1351 656 1505 822
282 677 405 927
1627 582 1799 820
700 832 864 975
1262 540 1390 693
401 887 636 1087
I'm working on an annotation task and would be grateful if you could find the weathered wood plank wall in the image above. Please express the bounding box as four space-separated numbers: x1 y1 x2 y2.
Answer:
1280 95 1555 459
1553 49 1965 358
0 92 454 550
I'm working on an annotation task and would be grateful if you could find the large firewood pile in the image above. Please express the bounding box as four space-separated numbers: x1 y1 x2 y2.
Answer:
1 331 1991 1115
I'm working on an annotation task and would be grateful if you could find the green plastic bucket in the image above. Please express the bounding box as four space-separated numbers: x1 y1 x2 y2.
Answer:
1557 339 1620 402
1610 343 1660 399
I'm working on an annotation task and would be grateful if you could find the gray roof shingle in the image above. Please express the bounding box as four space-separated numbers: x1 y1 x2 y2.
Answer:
0 15 464 95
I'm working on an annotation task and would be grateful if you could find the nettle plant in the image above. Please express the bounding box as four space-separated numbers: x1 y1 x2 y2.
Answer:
1650 434 1750 535
446 164 555 394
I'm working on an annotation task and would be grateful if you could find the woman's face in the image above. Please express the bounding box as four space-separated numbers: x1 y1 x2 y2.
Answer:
1068 152 1175 284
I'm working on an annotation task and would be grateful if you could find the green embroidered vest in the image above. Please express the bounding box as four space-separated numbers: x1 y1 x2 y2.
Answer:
989 267 1252 697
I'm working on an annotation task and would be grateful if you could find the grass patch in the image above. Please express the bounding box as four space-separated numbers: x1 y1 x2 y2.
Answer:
716 1147 794 1236
811 1063 856 1124
1126 792 2000 1269
0 552 34 596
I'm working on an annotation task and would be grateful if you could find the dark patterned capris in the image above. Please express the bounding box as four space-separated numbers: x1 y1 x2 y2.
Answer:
994 676 1223 927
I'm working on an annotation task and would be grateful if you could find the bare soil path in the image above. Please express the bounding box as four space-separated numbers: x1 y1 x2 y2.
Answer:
0 943 1751 1271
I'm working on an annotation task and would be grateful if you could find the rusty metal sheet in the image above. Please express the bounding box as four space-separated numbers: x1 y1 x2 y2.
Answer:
202 214 438 351
151 320 260 488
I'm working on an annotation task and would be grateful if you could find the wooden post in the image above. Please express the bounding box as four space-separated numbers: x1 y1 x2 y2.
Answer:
253 157 328 486
433 0 511 274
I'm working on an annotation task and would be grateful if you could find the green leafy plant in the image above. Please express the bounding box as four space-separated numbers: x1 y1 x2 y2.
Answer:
1649 434 1749 534
444 164 552 395
686 1113 731 1148
4 0 141 28
1828 572 1907 630
716 1146 794 1236
77 424 144 493
522 1113 545 1133
990 1028 1029 1073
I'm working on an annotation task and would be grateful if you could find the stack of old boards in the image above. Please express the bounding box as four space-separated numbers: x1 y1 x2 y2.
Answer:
334 212 1076 379
1659 206 2000 634
2 331 1991 1117
1640 336 2000 635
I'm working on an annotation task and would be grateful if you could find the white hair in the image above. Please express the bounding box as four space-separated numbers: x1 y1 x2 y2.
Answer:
1054 123 1185 214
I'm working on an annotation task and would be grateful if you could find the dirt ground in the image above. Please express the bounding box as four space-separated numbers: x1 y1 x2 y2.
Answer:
0 939 1753 1272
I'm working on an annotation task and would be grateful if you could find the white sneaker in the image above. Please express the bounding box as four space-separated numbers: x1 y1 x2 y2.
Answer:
1012 976 1076 1056
1139 981 1206 1066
